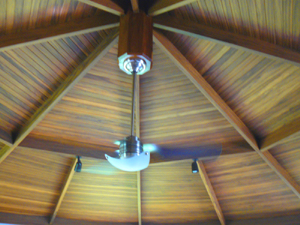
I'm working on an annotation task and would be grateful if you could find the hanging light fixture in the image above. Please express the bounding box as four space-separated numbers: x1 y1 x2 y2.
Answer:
105 11 153 172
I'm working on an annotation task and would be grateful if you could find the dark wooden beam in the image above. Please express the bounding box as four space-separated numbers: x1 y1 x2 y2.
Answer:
0 29 119 165
1 212 300 225
131 0 139 13
197 161 226 225
260 117 300 151
49 157 77 225
148 0 198 16
153 30 300 200
78 0 124 15
0 14 119 53
153 15 300 67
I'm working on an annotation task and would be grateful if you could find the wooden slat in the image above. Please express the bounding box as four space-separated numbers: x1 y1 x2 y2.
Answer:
131 0 139 13
0 129 12 146
0 29 119 165
78 0 124 16
49 157 77 225
148 0 198 16
153 30 300 200
0 13 119 52
153 15 300 67
197 161 226 225
260 151 300 199
153 30 259 151
260 117 300 152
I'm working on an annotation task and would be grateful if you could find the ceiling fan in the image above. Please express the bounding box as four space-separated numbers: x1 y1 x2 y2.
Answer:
79 11 222 173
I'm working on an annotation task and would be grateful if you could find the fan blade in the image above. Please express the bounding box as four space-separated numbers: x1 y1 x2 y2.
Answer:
147 144 222 162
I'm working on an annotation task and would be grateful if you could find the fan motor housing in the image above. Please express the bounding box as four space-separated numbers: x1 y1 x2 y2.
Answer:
118 11 153 75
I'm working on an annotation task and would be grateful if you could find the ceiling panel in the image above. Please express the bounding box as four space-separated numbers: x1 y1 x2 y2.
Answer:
203 152 300 220
167 0 300 51
140 43 248 150
58 157 138 223
160 31 300 139
141 160 218 224
0 0 101 34
0 147 73 215
0 29 113 141
270 134 300 184
26 44 132 149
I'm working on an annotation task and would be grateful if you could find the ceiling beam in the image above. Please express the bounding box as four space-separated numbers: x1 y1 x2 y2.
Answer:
49 157 77 225
153 30 259 151
153 15 300 67
153 30 300 200
131 0 139 13
148 0 198 16
78 0 124 16
260 117 300 152
260 151 300 199
0 29 119 165
197 161 226 225
0 14 119 53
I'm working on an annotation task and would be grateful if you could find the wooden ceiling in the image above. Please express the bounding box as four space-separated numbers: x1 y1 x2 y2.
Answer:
0 0 299 224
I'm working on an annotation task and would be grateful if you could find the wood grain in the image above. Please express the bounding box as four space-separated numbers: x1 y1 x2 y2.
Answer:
197 161 226 225
153 15 300 67
148 0 198 16
260 117 300 151
0 13 119 52
0 29 119 165
78 0 124 15
131 0 139 13
49 157 77 224
153 30 259 151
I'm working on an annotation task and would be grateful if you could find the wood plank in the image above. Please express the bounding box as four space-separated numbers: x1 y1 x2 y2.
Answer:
49 157 77 225
260 117 300 152
197 161 226 225
153 30 300 200
153 15 300 67
78 0 124 16
0 13 119 52
260 151 300 199
131 0 139 13
0 129 13 146
153 30 259 151
148 0 198 16
0 29 119 165
1 212 300 225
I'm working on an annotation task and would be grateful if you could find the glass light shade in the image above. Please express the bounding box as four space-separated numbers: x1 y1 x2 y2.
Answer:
105 152 150 172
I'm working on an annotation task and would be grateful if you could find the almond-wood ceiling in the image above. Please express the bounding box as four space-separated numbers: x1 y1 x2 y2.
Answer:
0 0 299 225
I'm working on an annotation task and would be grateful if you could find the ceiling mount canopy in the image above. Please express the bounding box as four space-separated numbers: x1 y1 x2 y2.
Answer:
118 11 153 75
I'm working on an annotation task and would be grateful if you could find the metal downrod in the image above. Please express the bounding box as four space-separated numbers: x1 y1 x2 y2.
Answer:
130 71 137 136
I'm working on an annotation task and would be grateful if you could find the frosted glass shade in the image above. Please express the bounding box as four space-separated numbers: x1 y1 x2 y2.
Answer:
105 152 150 172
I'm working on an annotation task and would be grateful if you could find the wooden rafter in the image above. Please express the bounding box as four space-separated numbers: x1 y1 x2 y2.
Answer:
153 30 300 200
0 29 119 165
153 15 300 67
148 0 198 16
49 157 78 225
78 0 124 16
197 161 226 225
131 0 139 13
0 14 119 53
260 117 300 152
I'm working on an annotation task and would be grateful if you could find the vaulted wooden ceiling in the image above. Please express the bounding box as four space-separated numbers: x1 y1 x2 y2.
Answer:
0 0 299 225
